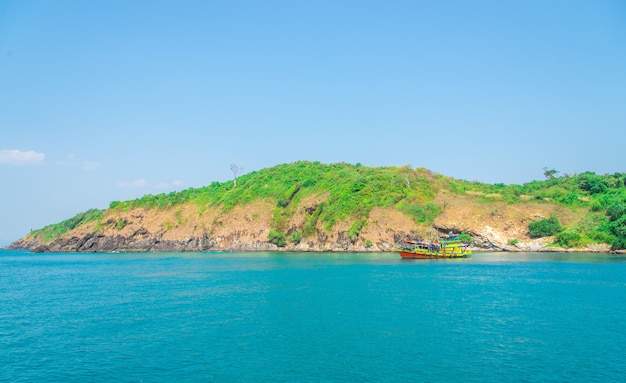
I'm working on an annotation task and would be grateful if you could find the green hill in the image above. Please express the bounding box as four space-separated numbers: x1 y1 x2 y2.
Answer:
9 161 626 252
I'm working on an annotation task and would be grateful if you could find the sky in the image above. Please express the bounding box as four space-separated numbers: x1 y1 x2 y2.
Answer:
1 0 625 246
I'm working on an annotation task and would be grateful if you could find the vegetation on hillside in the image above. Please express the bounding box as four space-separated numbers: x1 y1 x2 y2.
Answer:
28 162 626 250
456 170 626 249
31 209 103 243
529 217 562 238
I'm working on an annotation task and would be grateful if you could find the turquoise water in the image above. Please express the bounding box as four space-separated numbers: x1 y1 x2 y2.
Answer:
1 250 625 382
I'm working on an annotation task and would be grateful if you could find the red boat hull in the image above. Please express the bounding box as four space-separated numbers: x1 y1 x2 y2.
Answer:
398 250 469 259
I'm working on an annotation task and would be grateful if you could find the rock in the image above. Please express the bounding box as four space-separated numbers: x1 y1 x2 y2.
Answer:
5 223 616 254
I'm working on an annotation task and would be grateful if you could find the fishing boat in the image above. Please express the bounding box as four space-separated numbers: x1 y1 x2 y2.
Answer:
397 233 471 259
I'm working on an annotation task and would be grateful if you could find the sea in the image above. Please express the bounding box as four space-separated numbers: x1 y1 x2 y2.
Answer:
1 250 625 383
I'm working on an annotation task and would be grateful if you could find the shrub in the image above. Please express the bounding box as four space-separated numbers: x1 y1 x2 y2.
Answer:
608 215 626 250
459 233 472 244
271 208 289 232
302 202 324 237
268 230 286 247
528 217 562 238
400 201 441 224
348 218 367 239
607 201 626 221
289 231 302 244
578 173 608 194
508 238 519 246
555 231 582 247
559 193 582 206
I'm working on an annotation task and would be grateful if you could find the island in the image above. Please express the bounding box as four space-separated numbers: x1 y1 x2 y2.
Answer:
7 161 626 254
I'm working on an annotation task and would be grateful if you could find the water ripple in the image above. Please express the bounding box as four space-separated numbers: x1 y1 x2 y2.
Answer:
1 250 625 382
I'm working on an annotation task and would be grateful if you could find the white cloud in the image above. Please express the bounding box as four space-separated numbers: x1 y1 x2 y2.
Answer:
57 154 77 166
83 161 100 171
118 179 149 188
133 179 149 187
57 154 99 171
155 180 183 189
0 149 45 165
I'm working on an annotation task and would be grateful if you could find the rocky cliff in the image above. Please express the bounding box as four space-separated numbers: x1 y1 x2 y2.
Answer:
7 194 613 253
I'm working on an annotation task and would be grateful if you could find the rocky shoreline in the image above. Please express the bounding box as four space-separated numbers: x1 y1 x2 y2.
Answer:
6 229 619 254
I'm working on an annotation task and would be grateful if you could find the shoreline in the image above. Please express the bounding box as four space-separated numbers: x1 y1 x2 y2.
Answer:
4 245 625 255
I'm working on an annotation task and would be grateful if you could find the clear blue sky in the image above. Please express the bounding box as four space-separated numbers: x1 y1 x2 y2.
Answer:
1 0 625 245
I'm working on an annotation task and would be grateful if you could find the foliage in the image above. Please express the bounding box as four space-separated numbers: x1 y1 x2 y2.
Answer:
268 229 286 247
577 172 609 194
594 189 626 249
558 193 583 206
458 171 625 248
606 200 626 221
528 217 562 238
459 233 472 244
543 168 559 180
302 202 323 238
508 238 519 246
31 209 104 243
399 201 441 224
606 214 626 249
555 231 582 248
289 231 302 244
348 218 367 240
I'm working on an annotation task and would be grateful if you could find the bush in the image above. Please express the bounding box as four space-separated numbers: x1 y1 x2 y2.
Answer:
348 218 367 239
578 173 608 194
268 230 287 247
459 233 472 244
555 231 582 247
400 201 441 224
529 217 562 238
289 231 302 244
607 201 626 221
608 215 626 249
559 193 582 206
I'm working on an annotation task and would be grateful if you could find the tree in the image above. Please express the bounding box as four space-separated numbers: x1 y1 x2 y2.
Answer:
230 164 243 188
543 167 559 180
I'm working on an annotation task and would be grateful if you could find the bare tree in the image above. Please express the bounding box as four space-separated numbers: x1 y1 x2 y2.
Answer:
402 164 412 188
230 164 243 188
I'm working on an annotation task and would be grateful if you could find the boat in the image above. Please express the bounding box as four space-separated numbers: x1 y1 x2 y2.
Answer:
397 233 472 259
